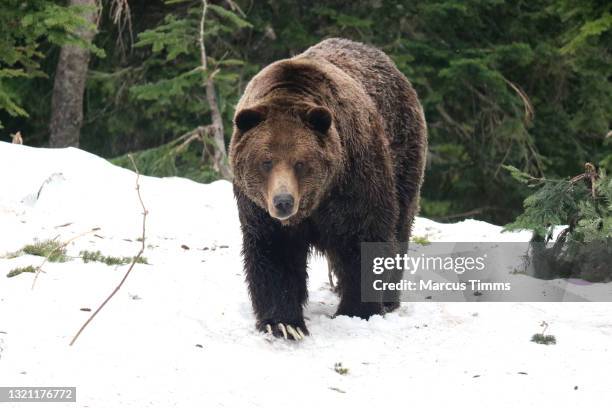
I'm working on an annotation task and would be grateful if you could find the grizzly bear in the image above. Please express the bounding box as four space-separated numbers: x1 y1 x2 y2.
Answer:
229 38 427 340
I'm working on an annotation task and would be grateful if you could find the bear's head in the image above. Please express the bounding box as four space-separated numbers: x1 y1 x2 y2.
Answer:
230 100 343 225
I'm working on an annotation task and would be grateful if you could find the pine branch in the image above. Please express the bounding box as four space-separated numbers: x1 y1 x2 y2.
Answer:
31 227 101 290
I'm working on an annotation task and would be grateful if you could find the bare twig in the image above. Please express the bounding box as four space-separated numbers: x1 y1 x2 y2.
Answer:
422 81 471 140
69 154 148 346
174 125 212 153
54 222 73 229
11 131 23 145
31 227 101 290
540 320 549 335
568 162 598 198
224 0 246 17
108 0 133 55
172 126 206 145
502 76 534 125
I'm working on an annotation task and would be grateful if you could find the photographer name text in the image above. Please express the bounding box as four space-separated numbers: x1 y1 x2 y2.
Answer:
373 279 511 292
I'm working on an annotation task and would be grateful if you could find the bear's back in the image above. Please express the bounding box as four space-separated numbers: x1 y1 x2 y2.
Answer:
299 38 424 146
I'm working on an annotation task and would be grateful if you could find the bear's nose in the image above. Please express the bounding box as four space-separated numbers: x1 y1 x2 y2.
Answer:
272 193 295 217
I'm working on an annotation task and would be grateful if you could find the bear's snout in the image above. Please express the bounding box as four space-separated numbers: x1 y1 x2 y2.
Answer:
266 162 300 221
272 193 295 218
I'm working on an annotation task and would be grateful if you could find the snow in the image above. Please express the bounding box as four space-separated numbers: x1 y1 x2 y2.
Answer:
1 141 611 407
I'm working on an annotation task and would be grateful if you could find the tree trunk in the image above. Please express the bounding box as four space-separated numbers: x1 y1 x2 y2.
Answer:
199 0 233 179
49 0 98 148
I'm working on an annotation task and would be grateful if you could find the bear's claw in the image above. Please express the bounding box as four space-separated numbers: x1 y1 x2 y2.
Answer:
262 322 307 341
286 325 302 340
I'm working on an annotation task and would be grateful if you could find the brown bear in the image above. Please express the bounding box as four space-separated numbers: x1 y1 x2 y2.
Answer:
229 38 427 340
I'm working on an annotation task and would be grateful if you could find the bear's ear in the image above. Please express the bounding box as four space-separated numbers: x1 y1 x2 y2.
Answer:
305 106 332 134
234 107 266 133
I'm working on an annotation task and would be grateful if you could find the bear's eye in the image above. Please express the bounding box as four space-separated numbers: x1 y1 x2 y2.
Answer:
261 160 273 172
294 161 305 174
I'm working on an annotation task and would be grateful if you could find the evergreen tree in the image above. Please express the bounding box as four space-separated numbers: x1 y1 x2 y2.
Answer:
0 0 102 129
1 0 610 224
504 161 612 281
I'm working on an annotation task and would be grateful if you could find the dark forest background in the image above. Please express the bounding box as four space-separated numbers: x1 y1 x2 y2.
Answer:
1 0 610 224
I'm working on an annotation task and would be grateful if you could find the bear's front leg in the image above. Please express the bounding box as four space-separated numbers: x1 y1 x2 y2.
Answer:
240 219 310 341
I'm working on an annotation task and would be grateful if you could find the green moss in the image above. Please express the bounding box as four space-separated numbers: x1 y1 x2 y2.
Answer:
334 362 349 375
531 333 557 345
411 235 431 245
80 250 148 266
7 265 36 278
22 239 67 262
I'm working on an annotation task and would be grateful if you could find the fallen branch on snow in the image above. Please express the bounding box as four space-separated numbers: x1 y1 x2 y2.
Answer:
69 154 148 346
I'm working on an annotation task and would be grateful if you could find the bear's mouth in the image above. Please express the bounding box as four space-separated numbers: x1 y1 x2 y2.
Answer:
272 212 296 222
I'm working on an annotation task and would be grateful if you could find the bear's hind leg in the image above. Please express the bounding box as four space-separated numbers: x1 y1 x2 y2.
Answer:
327 245 384 319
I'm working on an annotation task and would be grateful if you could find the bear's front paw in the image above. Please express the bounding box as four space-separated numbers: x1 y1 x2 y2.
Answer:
257 320 309 341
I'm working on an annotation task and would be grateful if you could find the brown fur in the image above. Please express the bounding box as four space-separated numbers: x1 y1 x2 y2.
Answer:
229 38 427 338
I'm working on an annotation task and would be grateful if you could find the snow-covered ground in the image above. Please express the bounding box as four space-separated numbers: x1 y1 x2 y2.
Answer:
1 141 611 407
